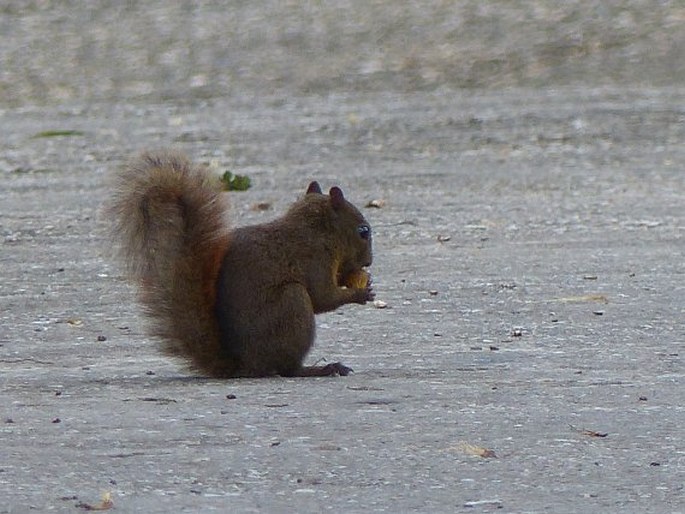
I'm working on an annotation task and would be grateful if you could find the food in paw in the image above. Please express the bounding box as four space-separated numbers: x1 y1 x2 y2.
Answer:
343 269 370 289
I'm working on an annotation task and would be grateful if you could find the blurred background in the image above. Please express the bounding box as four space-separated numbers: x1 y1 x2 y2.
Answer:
1 0 683 108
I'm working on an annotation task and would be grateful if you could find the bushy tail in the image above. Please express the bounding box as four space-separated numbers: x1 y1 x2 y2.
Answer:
108 151 232 375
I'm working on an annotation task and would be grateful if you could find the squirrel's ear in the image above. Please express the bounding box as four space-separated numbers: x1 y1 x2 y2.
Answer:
329 186 346 210
306 181 322 195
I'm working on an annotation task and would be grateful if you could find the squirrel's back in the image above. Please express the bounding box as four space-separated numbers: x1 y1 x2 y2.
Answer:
108 151 233 375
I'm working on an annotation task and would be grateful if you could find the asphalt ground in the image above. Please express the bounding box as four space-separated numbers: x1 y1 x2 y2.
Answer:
1 3 684 513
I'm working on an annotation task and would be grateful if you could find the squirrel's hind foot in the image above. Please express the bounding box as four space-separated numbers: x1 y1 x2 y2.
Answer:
287 362 354 377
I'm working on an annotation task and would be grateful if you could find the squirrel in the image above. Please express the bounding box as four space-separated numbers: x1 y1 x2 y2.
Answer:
108 150 374 378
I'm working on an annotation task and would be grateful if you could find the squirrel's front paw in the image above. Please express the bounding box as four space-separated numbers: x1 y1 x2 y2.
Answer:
342 270 375 304
363 283 375 302
352 277 374 304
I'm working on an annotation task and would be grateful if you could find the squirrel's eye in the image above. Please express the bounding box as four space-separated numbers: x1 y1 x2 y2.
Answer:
357 224 371 240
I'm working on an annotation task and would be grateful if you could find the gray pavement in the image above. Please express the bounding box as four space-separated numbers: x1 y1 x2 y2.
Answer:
1 3 684 513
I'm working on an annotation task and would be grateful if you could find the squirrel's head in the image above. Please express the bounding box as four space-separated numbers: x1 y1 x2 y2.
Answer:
304 181 373 283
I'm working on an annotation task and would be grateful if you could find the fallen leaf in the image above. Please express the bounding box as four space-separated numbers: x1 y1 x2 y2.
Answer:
251 202 272 211
33 130 85 138
555 294 608 304
451 442 498 458
220 170 251 191
76 491 113 511
570 424 608 438
365 199 386 208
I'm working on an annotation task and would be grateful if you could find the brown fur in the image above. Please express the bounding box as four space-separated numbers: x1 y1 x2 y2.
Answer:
108 150 373 378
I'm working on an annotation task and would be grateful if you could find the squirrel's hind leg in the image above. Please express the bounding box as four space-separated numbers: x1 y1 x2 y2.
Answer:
266 283 353 378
